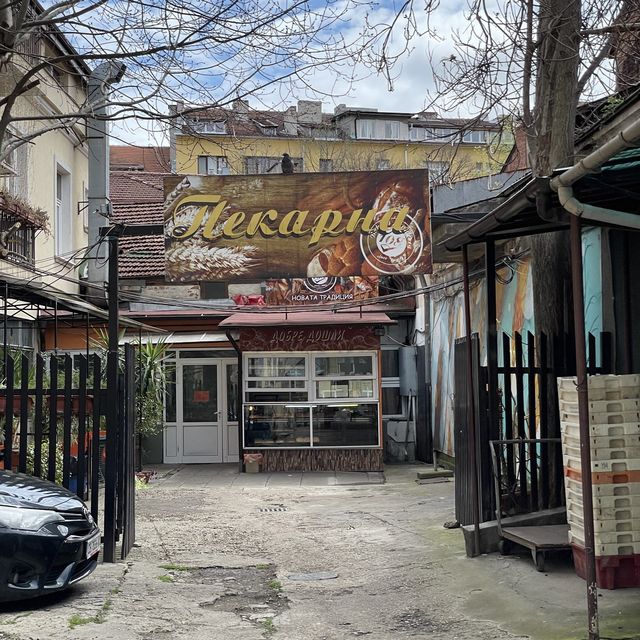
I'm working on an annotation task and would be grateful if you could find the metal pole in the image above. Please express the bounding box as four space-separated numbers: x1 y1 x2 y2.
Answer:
104 232 119 563
226 331 243 473
570 215 599 640
486 241 499 445
462 245 481 556
3 282 7 381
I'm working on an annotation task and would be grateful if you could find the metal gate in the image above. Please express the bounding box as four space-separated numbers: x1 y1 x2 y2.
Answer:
0 347 137 561
453 330 612 525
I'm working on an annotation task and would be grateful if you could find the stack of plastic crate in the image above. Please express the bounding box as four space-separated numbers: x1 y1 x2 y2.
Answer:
558 374 640 589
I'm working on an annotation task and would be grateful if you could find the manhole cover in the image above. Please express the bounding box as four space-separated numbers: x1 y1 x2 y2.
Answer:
259 506 288 512
287 572 338 581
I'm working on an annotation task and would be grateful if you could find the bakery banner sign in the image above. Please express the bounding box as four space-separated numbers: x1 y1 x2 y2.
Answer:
265 277 378 305
164 169 431 281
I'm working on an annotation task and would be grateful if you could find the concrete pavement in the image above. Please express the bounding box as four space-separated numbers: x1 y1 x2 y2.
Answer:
0 463 638 639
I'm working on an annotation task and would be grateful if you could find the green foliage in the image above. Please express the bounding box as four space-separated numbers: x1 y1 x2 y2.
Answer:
157 574 174 583
262 618 276 637
92 330 172 437
26 441 64 485
159 563 191 571
268 579 282 592
68 614 93 629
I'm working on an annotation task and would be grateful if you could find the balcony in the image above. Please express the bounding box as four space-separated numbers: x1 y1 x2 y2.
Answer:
0 192 47 267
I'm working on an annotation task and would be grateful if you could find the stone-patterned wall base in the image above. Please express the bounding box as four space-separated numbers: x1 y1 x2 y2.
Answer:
247 448 384 472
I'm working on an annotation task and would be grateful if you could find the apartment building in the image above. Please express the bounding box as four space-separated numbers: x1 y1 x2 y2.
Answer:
170 99 512 182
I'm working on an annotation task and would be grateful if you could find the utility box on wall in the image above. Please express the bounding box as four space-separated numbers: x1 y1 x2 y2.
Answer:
399 346 418 396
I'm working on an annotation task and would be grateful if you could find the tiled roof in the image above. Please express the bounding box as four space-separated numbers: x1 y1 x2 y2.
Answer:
110 172 169 204
182 107 337 138
118 235 165 278
111 201 164 225
110 174 166 279
109 146 170 172
501 127 529 172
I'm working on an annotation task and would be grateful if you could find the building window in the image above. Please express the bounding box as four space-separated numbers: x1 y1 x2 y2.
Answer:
243 351 379 448
0 319 34 351
200 281 228 299
258 123 278 136
462 129 488 144
356 119 406 140
244 156 303 174
426 161 450 185
197 156 229 175
356 119 376 139
377 158 391 171
192 120 226 134
55 166 72 258
319 158 333 172
384 121 401 139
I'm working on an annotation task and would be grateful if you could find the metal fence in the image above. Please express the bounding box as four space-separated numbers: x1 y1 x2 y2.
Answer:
454 331 612 524
0 348 137 561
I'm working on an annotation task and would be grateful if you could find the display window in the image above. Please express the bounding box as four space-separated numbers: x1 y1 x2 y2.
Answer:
243 351 379 448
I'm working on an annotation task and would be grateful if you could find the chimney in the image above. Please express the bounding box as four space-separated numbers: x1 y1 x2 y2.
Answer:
283 105 298 135
297 100 322 124
233 98 250 113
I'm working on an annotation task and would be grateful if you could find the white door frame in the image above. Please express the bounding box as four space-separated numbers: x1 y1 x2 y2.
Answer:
164 357 238 464
223 360 239 463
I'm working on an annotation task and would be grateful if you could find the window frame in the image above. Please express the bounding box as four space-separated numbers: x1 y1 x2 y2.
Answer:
242 350 380 449
54 161 73 260
197 155 229 175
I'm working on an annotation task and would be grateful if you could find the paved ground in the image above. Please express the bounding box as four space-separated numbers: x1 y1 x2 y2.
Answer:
0 464 639 640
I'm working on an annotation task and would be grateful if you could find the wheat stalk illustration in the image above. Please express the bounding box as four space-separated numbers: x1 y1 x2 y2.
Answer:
166 243 261 280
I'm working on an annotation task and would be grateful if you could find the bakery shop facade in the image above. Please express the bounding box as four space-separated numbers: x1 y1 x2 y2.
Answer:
219 312 395 471
163 169 431 471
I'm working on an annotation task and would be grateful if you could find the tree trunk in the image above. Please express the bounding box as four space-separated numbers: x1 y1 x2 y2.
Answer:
529 0 582 501
529 0 581 336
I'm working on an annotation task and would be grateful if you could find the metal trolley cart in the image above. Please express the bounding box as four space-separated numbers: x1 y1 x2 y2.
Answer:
490 438 571 571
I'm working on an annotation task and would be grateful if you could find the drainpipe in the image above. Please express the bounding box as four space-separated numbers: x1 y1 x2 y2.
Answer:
86 61 126 305
550 116 640 226
550 115 640 640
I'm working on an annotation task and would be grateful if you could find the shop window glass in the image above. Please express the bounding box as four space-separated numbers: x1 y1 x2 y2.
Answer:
314 355 372 377
165 365 177 422
244 404 311 447
247 356 306 378
182 364 217 422
314 404 378 446
315 379 374 399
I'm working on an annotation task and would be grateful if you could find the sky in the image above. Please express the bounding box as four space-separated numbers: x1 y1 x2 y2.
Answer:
110 0 471 147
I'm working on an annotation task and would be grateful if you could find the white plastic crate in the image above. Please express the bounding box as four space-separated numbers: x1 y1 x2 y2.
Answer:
563 454 640 473
567 500 638 522
561 422 640 439
569 528 640 550
563 443 640 461
558 375 640 402
569 527 640 545
569 510 640 533
595 541 640 556
561 432 640 450
564 477 640 498
566 489 640 511
560 399 640 415
561 433 640 451
561 410 640 426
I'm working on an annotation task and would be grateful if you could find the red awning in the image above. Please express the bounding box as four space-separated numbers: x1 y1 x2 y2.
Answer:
219 311 395 328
